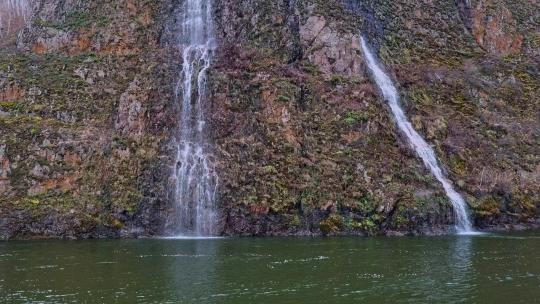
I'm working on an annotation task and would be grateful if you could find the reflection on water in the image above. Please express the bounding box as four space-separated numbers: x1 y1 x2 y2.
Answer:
165 239 220 303
1 233 540 304
402 236 475 303
451 236 474 292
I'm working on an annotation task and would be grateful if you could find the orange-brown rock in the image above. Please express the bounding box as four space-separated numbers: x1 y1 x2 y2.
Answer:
458 0 523 55
0 86 24 101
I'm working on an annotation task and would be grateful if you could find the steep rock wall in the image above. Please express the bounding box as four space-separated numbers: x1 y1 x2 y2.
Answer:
0 0 175 239
0 0 538 239
209 0 539 235
355 0 539 229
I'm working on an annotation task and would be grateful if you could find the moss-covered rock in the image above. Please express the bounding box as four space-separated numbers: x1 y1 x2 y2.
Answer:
1 0 538 239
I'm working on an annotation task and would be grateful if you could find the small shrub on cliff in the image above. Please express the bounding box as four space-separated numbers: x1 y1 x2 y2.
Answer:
472 196 502 217
360 218 378 233
344 111 368 125
330 75 345 86
319 214 343 235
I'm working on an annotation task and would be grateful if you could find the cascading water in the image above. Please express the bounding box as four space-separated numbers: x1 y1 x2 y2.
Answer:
166 0 218 237
0 0 31 38
360 36 474 234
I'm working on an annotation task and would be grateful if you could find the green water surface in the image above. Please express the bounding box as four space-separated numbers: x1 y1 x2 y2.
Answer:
1 232 540 303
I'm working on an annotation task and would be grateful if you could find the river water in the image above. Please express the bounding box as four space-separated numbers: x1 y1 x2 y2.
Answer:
1 232 539 303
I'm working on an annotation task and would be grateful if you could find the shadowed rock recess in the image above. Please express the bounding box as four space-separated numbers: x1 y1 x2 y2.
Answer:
0 0 538 239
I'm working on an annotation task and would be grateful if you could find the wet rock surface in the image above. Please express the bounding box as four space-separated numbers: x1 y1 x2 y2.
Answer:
0 0 538 239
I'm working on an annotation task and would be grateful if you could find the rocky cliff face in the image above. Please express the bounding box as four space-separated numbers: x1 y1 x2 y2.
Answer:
0 0 174 239
0 0 538 239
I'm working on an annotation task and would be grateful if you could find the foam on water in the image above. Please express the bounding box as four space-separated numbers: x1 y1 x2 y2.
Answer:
457 231 485 236
160 236 224 240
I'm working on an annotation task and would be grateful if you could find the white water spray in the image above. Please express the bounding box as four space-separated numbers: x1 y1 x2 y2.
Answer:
167 0 218 237
0 0 31 38
360 36 473 233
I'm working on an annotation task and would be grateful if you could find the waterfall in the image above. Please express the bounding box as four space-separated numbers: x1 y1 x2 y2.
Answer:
166 0 218 237
0 0 31 38
360 36 474 234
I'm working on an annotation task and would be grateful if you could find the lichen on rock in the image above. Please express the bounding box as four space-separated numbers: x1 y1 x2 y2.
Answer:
0 0 538 239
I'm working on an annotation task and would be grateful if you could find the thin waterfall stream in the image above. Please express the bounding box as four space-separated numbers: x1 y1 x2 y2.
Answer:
166 0 218 237
360 36 474 234
0 0 31 38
